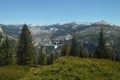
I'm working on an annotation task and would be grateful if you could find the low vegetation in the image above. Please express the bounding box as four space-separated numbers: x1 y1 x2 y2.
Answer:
0 65 30 80
22 56 120 80
0 24 120 80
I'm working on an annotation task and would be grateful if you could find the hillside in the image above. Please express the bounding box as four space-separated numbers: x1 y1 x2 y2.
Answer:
1 21 120 54
22 56 120 80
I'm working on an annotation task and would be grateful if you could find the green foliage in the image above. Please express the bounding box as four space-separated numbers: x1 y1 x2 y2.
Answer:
0 33 2 43
77 45 85 58
46 55 51 65
0 37 14 65
38 45 46 65
47 53 54 65
70 32 85 57
17 24 36 66
0 65 30 80
94 28 112 59
22 56 120 80
61 43 70 56
70 36 78 56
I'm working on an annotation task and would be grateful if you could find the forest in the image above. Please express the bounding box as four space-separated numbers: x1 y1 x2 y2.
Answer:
0 24 120 80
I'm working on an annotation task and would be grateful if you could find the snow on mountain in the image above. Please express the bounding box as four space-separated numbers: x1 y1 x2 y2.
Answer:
1 20 120 54
28 24 47 27
1 21 120 50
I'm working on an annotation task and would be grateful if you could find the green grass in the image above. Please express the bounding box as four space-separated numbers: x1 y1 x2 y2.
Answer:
0 57 120 80
22 56 120 80
0 65 30 80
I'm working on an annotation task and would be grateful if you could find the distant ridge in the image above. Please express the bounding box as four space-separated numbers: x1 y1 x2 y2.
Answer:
1 20 120 54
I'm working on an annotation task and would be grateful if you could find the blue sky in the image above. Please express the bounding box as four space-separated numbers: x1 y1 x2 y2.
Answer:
0 0 120 24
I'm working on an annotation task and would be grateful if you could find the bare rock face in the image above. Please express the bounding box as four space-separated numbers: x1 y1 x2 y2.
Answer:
0 26 3 33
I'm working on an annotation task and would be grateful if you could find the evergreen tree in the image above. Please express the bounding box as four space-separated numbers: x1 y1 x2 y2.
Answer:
0 33 2 42
94 28 109 59
46 54 54 65
0 49 6 65
61 43 70 56
77 45 84 58
0 33 3 65
2 37 10 49
3 37 12 65
53 51 59 59
50 53 54 64
17 24 36 66
38 45 46 65
70 36 78 56
46 55 51 65
0 37 13 65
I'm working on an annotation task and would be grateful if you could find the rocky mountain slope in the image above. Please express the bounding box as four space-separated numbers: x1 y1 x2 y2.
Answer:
0 20 120 53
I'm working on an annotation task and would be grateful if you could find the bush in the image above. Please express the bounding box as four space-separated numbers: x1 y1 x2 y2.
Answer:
22 56 120 80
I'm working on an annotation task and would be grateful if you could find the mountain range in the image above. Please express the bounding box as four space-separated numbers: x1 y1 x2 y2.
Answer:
0 20 120 54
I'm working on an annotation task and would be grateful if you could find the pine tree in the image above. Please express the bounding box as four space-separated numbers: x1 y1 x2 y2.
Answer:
0 50 6 65
0 33 2 42
38 45 46 65
17 24 36 66
46 55 50 65
0 37 13 65
50 53 54 64
94 28 109 59
77 45 84 58
46 54 54 65
70 36 78 56
61 43 70 56
3 37 12 65
0 33 3 65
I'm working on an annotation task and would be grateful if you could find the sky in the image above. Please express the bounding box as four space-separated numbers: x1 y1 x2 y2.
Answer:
0 0 120 24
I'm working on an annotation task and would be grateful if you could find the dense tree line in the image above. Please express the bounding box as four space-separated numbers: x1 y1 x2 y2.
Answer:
61 28 120 61
0 36 15 66
0 24 57 66
0 25 120 66
37 45 46 65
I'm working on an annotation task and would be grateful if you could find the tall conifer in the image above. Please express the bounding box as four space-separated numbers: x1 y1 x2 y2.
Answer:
38 45 46 65
94 28 110 59
17 24 36 66
70 35 78 56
